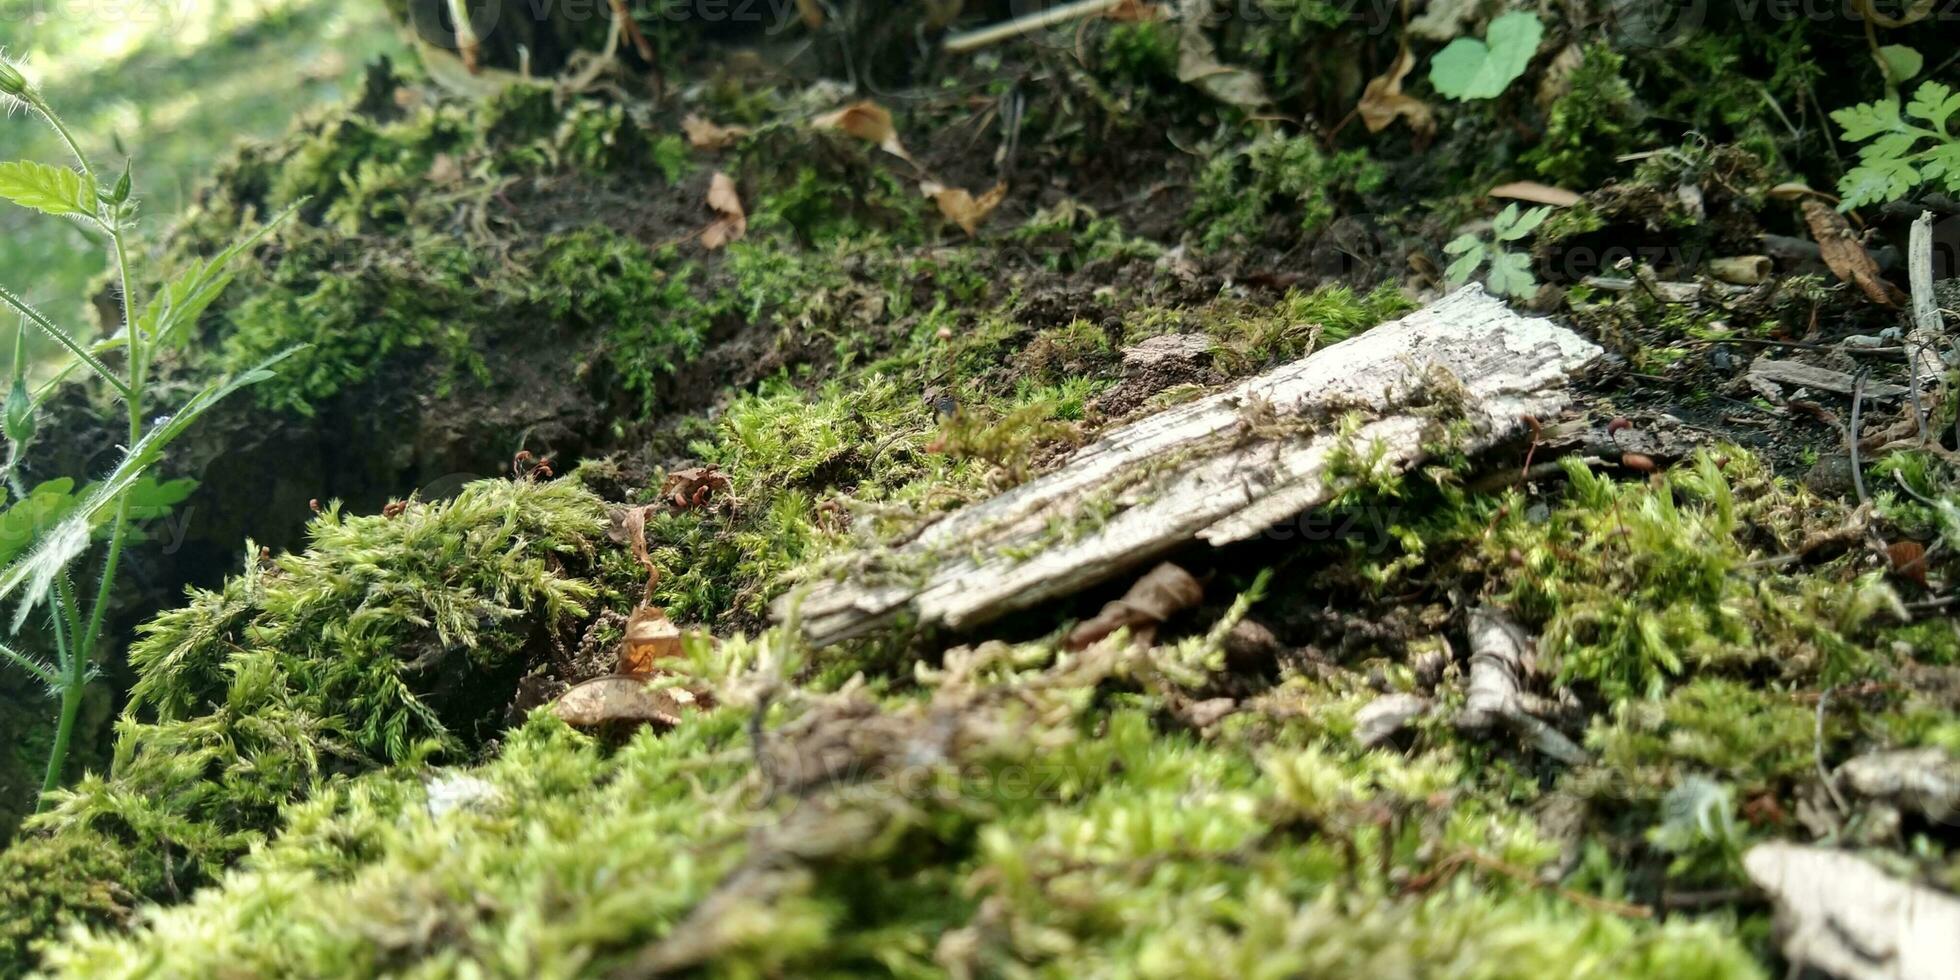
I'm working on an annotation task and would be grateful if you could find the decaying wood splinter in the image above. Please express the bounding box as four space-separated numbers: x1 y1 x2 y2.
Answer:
779 286 1604 646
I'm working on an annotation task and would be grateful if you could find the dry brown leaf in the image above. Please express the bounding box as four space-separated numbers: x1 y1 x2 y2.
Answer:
1488 181 1581 208
702 171 747 250
1766 181 1820 201
1175 0 1269 108
794 0 824 28
620 604 684 676
812 100 913 162
1536 44 1584 108
553 675 703 732
1801 199 1903 307
660 464 732 510
1106 0 1164 21
683 114 750 151
1064 561 1203 651
921 180 1007 235
1357 44 1435 136
618 503 661 596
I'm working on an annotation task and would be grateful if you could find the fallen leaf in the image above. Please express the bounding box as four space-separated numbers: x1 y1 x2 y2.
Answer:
620 604 684 675
1065 561 1202 650
1535 43 1584 107
661 464 732 510
794 0 823 28
920 180 1007 235
1801 199 1903 307
617 502 662 597
701 171 747 249
1358 44 1436 136
1106 0 1164 21
1487 180 1580 208
682 114 750 151
553 674 704 732
1175 0 1269 108
812 100 913 162
1766 181 1820 201
1885 539 1929 588
1408 0 1478 42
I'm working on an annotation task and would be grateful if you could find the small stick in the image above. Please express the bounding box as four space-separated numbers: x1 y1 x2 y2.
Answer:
1848 369 1870 507
1905 212 1941 443
1815 685 1851 817
943 0 1128 54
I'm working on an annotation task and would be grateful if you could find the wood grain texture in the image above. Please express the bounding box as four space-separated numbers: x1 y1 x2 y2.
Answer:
779 286 1605 646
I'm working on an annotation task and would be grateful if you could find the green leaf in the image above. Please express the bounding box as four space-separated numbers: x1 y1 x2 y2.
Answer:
0 160 96 217
0 479 78 568
1494 204 1551 242
1923 142 1960 191
1879 45 1923 86
1445 245 1485 286
138 202 300 347
1442 233 1483 257
1428 11 1543 101
1837 156 1921 209
0 348 303 627
1485 249 1537 299
1905 80 1960 132
1830 98 1906 142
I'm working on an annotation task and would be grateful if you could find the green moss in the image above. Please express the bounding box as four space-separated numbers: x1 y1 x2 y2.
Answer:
1097 20 1180 86
222 233 487 415
1188 134 1386 251
36 624 1763 979
0 478 609 972
1481 454 1900 700
1523 46 1648 188
0 826 159 975
532 228 712 412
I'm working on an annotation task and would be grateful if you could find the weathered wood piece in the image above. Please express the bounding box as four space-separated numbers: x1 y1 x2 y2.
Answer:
779 286 1604 646
1748 358 1908 400
1745 842 1960 980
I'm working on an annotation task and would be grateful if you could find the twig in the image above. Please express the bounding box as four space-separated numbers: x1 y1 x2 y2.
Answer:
943 0 1127 53
1408 849 1652 919
1815 685 1851 817
1848 369 1870 507
1905 212 1943 444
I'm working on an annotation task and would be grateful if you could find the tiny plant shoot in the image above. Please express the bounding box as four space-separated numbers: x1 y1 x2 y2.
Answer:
0 52 300 804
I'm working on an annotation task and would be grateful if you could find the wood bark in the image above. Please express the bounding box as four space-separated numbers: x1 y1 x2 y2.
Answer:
779 286 1605 646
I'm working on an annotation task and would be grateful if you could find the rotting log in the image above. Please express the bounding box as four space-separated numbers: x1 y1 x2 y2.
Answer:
779 285 1605 646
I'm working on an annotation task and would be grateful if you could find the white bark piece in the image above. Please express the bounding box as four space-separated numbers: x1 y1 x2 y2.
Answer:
1908 211 1947 385
1456 605 1588 765
1745 841 1960 980
1356 692 1432 748
778 286 1603 646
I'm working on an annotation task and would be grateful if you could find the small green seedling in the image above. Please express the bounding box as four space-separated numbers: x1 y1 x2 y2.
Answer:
0 53 299 805
1831 80 1960 208
1428 11 1543 101
1444 203 1550 300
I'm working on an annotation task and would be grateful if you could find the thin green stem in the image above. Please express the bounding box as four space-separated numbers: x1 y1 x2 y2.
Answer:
0 641 56 688
39 682 82 800
24 93 146 803
30 97 95 185
0 283 130 396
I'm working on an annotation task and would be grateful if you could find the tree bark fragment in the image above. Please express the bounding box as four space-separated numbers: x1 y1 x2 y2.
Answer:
778 286 1604 646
